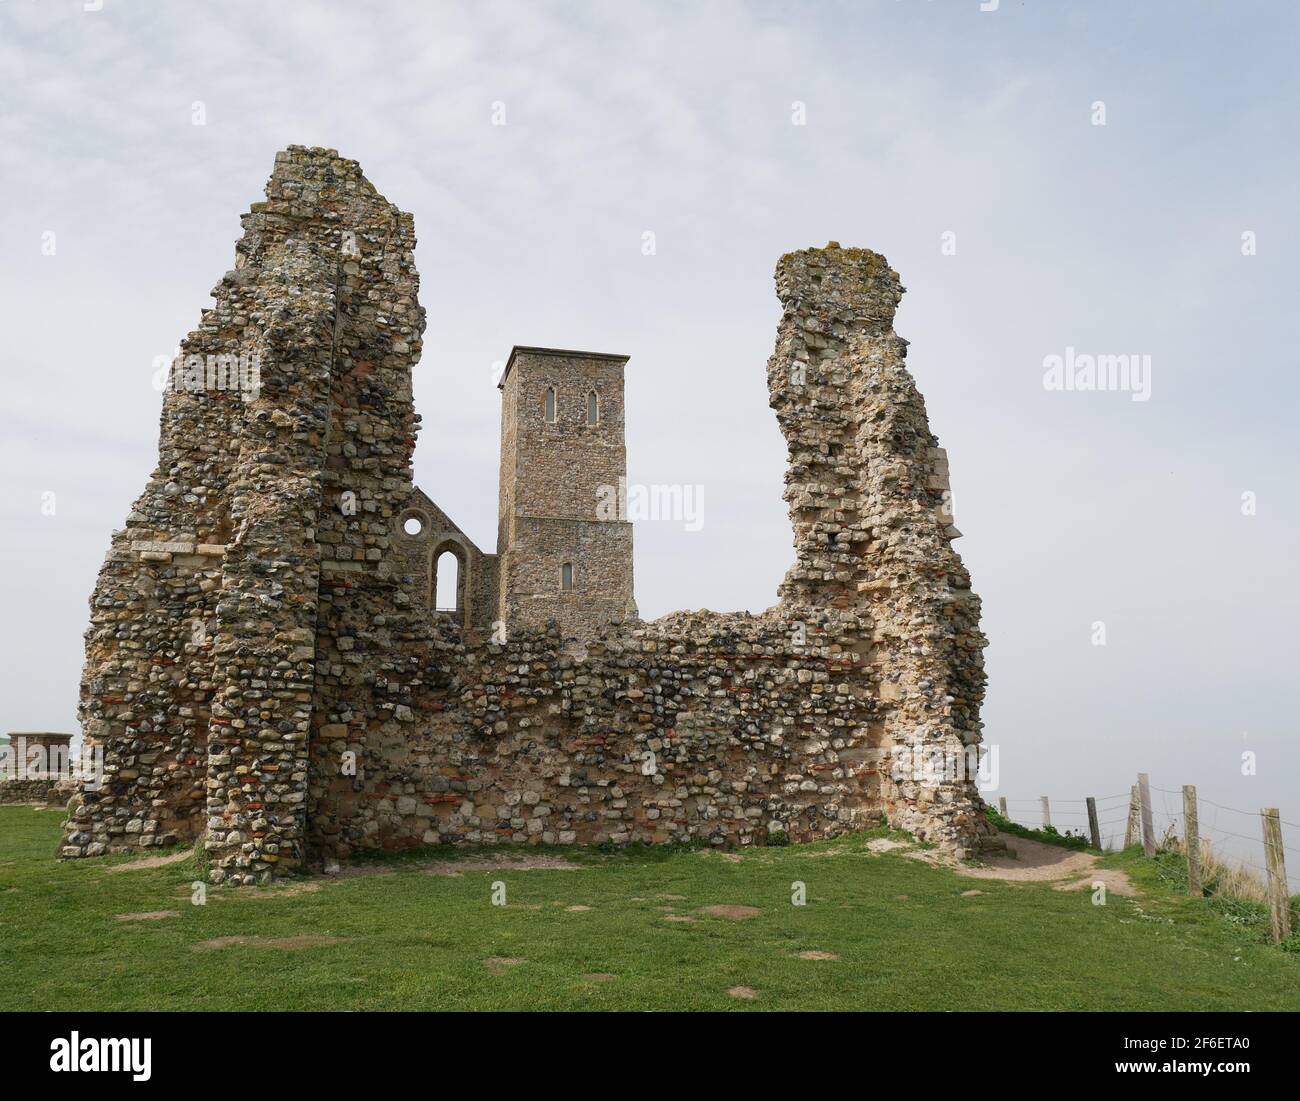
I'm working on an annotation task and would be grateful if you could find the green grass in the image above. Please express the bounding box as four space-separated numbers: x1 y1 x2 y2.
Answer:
1 805 1296 1011
1132 847 1300 953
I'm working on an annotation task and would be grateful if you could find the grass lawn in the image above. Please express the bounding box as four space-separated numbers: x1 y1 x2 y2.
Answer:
1 804 1296 1011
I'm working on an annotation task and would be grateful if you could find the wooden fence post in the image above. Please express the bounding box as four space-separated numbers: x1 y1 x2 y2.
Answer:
1040 796 1051 829
997 796 1007 817
1261 808 1291 944
1124 785 1139 848
1137 773 1156 857
1086 796 1101 850
1183 785 1200 896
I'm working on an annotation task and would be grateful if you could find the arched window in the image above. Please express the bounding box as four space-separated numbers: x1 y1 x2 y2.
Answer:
544 386 557 423
560 562 574 591
586 391 599 425
435 549 460 611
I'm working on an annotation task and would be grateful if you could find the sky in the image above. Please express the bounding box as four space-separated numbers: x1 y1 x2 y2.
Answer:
1 0 1296 867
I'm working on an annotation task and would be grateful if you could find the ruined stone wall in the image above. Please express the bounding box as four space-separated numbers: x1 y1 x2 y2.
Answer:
63 149 989 882
316 611 881 853
1 779 76 806
315 245 989 860
767 244 989 850
393 489 498 631
61 196 258 856
63 148 433 882
274 158 430 888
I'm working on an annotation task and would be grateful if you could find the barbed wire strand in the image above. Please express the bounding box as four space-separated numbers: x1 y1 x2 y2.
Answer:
1151 786 1300 830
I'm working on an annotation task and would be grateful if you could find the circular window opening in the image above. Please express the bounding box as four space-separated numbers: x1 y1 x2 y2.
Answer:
402 515 425 537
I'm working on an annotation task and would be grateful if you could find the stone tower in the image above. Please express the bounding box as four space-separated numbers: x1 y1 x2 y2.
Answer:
496 346 637 640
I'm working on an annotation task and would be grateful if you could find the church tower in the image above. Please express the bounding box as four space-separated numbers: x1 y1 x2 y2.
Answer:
496 347 637 640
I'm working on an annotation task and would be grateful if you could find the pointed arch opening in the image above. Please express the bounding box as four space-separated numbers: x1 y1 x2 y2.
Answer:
435 549 461 611
544 386 557 423
587 390 599 426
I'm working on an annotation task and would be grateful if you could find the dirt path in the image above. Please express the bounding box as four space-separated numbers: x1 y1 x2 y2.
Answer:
907 833 1137 895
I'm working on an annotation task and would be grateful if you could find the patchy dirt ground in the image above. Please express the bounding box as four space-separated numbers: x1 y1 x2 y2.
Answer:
699 904 762 920
866 838 910 853
906 833 1136 895
1052 868 1139 897
104 850 191 874
422 856 583 877
171 879 323 902
334 854 584 880
194 935 347 950
252 880 323 897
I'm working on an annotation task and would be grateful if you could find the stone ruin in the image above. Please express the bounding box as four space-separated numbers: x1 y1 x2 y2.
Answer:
59 146 994 883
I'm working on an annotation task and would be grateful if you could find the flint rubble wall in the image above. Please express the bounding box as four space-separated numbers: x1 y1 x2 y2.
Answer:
58 148 991 883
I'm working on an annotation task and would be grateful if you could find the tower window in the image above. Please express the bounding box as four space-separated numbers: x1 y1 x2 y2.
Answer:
587 391 599 425
544 386 557 423
560 562 574 591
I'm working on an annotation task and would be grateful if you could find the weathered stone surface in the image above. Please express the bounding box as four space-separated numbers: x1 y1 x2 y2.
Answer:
58 150 990 882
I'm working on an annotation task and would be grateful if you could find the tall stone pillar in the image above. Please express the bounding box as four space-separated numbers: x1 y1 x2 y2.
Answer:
64 146 429 882
767 243 991 855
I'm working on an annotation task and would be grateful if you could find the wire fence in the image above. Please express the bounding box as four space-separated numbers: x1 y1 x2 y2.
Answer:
992 776 1295 944
996 792 1133 851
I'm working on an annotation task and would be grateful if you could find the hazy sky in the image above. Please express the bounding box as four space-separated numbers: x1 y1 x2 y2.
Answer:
2 1 1296 864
